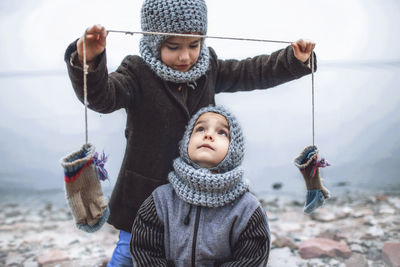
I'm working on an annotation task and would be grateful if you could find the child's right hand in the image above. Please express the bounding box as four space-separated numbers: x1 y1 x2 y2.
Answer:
77 24 108 64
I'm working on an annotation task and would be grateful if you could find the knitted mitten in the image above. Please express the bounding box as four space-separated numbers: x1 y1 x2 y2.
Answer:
294 145 330 214
60 143 109 232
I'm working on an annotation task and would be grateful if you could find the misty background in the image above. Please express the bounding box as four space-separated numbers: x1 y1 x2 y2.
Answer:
0 0 399 202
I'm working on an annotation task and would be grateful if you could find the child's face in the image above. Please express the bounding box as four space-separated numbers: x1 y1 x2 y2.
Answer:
160 35 202 72
188 112 230 169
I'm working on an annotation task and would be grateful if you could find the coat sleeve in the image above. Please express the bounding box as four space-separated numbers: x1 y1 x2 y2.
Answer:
211 46 316 94
221 206 270 267
130 194 168 267
64 40 138 114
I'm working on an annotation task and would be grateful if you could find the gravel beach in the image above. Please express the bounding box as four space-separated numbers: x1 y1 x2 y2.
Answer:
1 190 399 267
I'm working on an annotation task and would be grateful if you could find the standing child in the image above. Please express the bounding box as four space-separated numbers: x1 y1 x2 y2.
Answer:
64 0 315 265
130 105 270 266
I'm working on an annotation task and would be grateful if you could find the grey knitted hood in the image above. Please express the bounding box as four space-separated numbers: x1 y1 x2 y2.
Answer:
179 105 245 173
139 0 210 83
168 105 248 207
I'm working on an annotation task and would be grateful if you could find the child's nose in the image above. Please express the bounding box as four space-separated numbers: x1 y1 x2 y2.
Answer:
178 49 190 62
203 132 214 141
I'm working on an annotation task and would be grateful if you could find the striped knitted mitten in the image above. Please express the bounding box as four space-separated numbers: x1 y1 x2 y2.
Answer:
60 143 109 232
294 145 330 214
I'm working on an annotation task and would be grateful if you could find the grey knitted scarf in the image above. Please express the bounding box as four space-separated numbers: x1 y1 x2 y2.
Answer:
139 0 210 83
168 158 248 207
139 40 210 83
168 105 249 207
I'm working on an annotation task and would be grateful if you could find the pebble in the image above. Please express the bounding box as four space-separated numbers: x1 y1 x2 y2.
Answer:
344 253 368 267
350 243 364 254
310 208 337 222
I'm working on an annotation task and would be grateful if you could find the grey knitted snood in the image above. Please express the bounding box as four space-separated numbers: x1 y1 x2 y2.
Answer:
168 105 249 207
139 0 210 83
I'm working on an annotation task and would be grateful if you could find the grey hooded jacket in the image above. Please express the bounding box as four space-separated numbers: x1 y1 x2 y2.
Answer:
130 184 270 266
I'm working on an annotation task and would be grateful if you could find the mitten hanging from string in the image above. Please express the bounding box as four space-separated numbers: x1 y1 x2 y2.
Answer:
60 31 109 232
294 145 330 214
61 143 109 232
294 52 331 214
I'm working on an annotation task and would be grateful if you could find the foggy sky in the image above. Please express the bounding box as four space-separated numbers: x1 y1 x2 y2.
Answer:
0 0 399 195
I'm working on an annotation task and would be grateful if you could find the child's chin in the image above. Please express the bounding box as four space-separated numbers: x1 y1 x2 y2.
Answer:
194 161 216 169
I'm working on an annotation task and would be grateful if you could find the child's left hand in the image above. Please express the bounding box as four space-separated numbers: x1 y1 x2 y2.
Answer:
291 39 316 63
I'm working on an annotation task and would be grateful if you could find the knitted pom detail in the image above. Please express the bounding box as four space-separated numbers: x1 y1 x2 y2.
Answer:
93 151 109 181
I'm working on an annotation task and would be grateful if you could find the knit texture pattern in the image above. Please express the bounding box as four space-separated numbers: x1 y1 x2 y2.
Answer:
294 145 330 214
139 0 210 83
169 105 249 207
180 105 245 172
60 143 109 232
294 145 330 198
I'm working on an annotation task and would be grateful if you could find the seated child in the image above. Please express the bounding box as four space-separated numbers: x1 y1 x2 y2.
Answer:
130 105 270 266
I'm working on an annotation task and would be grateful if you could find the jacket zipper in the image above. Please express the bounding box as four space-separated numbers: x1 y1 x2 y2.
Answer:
191 206 201 267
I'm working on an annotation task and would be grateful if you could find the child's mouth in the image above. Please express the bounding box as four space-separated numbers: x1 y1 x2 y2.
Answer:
175 64 190 71
199 144 213 150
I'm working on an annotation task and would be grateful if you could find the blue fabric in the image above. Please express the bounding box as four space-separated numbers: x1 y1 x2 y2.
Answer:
107 230 133 267
303 189 326 214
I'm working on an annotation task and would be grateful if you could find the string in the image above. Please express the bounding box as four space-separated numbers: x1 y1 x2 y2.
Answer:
82 30 89 145
107 30 293 44
311 52 315 146
91 30 315 145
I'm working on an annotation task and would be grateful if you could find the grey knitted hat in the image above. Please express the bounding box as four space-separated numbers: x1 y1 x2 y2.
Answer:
139 0 210 83
180 105 245 173
168 105 248 207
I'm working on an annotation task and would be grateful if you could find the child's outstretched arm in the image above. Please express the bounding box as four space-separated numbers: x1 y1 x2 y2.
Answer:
65 24 135 113
291 39 316 63
76 24 108 64
212 39 316 94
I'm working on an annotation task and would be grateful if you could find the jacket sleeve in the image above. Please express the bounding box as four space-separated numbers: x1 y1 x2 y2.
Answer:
130 194 168 267
221 206 270 267
64 40 137 113
211 46 316 94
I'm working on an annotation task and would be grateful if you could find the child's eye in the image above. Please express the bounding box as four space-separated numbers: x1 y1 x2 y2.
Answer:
167 45 178 50
195 126 205 132
218 130 228 137
190 43 200 49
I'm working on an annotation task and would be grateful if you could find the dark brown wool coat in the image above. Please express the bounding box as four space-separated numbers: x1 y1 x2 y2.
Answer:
65 41 315 232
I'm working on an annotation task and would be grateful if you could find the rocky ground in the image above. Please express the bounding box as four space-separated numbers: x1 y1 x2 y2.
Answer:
0 190 399 267
262 192 400 267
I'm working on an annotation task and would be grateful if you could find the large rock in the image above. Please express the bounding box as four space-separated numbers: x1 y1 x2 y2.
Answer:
299 238 351 259
37 249 69 266
382 242 400 267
